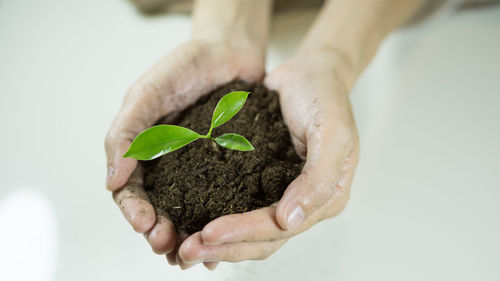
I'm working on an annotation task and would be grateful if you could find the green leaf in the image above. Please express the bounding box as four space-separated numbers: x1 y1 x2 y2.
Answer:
211 91 250 128
123 125 200 160
214 133 254 151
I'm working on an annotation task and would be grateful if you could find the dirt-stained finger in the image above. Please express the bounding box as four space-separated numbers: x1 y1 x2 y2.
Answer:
144 215 176 254
113 166 156 233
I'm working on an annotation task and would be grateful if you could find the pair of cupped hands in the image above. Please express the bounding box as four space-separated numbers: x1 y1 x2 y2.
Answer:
105 40 359 270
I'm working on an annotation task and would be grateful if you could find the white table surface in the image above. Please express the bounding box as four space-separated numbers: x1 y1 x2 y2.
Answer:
0 1 499 280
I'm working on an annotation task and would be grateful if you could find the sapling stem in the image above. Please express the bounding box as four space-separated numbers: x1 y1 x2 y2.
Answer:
206 126 214 137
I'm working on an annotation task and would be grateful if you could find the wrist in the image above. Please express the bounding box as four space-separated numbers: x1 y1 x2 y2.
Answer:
190 33 265 61
295 0 429 90
291 48 361 93
192 0 271 60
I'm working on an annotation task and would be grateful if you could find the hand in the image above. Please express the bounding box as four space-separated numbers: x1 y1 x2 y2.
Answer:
105 39 264 268
176 52 360 265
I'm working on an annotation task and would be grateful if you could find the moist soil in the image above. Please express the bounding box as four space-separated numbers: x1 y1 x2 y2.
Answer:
142 81 303 234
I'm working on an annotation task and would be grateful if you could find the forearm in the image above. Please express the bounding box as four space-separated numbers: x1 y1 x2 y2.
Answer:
296 0 434 90
192 0 272 57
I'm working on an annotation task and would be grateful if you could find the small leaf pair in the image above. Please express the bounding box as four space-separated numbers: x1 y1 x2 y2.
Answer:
123 91 254 161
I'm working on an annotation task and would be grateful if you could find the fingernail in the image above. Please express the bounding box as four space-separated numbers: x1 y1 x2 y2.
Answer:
287 205 305 231
106 166 115 190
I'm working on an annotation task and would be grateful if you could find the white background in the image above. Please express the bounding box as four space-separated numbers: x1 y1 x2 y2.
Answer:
0 1 499 280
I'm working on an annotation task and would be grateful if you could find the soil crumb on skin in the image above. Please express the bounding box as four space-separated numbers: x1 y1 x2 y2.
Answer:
142 81 304 234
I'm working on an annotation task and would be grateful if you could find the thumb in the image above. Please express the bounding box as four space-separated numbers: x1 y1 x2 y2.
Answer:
276 122 356 231
105 84 164 191
105 135 137 191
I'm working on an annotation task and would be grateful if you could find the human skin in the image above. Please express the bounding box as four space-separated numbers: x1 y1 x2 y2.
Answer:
175 0 437 268
106 0 442 271
104 0 272 270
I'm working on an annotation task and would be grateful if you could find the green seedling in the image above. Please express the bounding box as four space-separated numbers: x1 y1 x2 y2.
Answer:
123 91 254 160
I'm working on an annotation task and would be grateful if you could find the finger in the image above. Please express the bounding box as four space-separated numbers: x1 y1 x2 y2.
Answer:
201 206 286 245
166 251 177 266
177 253 196 270
203 261 219 271
112 167 156 233
179 232 287 264
166 230 189 266
322 148 357 219
105 82 166 191
265 65 356 231
201 184 351 244
175 231 194 269
275 118 357 231
144 215 176 254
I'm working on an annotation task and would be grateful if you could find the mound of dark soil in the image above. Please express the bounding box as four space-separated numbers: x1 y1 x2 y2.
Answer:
142 81 303 234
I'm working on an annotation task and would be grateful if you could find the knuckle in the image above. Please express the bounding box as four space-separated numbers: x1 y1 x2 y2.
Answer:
313 179 335 200
333 125 354 147
304 169 335 193
311 180 335 204
300 173 335 213
130 205 155 233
